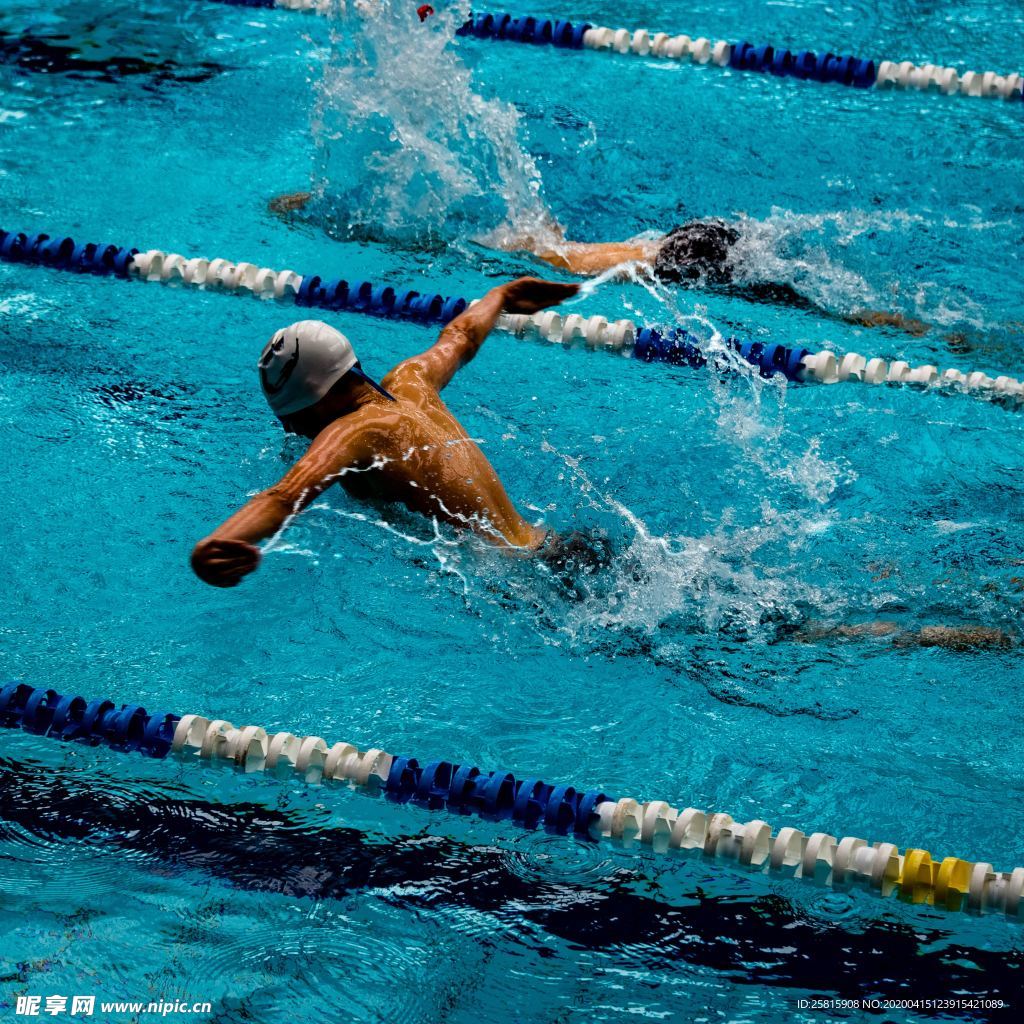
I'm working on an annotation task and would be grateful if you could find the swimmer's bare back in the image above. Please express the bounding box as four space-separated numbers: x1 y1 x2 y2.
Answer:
191 277 578 587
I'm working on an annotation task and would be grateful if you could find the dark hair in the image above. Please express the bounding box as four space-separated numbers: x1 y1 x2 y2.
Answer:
653 220 739 285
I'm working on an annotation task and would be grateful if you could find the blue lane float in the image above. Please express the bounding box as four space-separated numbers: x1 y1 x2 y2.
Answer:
385 755 609 833
456 11 591 50
729 40 875 89
0 228 461 329
0 682 179 758
3 681 1024 918
213 0 278 8
2 226 1022 403
0 681 607 835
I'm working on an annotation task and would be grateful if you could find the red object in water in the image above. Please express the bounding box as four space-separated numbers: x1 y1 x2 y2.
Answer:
417 4 434 21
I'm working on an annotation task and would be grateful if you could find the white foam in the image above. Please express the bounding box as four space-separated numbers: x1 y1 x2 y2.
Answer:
726 208 883 311
312 0 549 245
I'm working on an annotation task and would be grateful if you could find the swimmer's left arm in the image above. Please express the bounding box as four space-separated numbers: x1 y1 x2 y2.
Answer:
191 421 377 587
402 277 579 390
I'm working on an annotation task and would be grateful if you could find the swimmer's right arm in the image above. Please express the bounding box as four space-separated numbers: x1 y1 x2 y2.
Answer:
402 277 579 390
191 421 374 587
531 241 658 276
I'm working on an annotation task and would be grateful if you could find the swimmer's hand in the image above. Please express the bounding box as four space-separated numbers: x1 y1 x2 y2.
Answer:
191 537 261 588
500 277 579 315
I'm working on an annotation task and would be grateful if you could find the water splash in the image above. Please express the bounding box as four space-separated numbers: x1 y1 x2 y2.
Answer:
530 440 836 643
725 208 888 312
311 0 549 247
719 206 1004 331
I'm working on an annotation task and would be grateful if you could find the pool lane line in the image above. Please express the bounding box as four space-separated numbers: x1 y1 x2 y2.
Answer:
2 227 1022 406
2 681 1023 918
212 0 319 10
11 759 1023 996
457 11 1024 101
206 1 1024 102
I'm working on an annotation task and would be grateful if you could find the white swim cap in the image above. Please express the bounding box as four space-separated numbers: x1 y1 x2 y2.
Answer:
258 320 394 417
259 320 354 417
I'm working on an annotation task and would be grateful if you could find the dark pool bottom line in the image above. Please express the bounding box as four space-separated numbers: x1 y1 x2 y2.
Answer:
2 757 1021 1008
2 682 1022 919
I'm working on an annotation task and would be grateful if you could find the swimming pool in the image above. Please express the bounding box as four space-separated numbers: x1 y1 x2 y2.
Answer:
2 0 1023 1019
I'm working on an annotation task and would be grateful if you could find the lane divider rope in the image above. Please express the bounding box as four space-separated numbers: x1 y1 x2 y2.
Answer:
208 1 1024 102
456 10 1024 101
213 0 325 10
1 227 1021 407
2 681 1022 917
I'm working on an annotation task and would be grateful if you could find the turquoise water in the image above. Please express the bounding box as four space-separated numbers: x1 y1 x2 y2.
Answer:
2 0 1024 1020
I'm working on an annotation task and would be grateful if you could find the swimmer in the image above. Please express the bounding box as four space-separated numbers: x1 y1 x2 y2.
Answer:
188 270 1013 649
500 218 934 336
191 276 591 588
270 193 933 336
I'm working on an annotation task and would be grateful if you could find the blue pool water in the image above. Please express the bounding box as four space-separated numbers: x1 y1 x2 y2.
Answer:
2 0 1024 1019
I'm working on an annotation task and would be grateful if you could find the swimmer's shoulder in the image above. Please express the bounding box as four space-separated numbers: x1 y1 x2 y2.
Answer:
381 358 444 401
318 401 401 450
